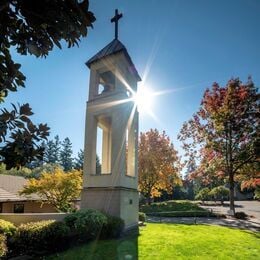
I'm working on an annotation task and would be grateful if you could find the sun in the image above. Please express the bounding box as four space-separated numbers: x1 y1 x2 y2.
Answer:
133 86 154 113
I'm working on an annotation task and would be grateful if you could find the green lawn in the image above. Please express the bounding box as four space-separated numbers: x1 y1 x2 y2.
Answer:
48 223 260 260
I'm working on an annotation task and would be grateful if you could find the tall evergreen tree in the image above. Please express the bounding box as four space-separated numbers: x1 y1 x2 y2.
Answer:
96 155 101 174
53 135 61 163
74 149 84 170
60 137 73 171
44 140 55 163
44 135 61 164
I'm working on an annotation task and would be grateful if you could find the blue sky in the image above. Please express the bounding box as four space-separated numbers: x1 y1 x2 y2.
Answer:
5 0 260 159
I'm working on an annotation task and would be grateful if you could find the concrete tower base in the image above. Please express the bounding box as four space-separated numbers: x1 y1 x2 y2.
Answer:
81 187 139 230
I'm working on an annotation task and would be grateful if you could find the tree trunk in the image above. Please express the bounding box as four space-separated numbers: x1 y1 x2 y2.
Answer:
229 173 235 215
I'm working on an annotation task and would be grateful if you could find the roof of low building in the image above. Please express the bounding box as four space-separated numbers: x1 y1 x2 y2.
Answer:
0 187 21 202
86 39 141 81
0 175 40 202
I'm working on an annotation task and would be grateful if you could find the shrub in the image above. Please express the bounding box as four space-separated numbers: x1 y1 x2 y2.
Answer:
64 209 107 239
139 212 146 222
146 211 213 218
195 188 211 202
254 187 260 200
14 220 69 253
234 212 248 220
0 234 7 257
209 186 229 203
0 219 17 237
140 200 208 213
100 215 124 239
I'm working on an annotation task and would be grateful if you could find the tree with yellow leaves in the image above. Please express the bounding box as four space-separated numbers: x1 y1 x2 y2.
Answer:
20 168 82 212
138 129 182 204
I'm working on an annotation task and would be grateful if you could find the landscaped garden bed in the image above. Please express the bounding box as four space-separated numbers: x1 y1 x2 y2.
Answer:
140 200 215 217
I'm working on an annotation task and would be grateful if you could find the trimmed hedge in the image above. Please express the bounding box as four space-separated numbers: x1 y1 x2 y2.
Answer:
139 212 146 222
0 219 17 237
100 215 124 239
2 210 125 257
140 200 215 217
65 210 125 240
14 220 69 253
235 212 248 220
141 200 207 213
146 211 214 218
64 209 107 239
0 234 7 257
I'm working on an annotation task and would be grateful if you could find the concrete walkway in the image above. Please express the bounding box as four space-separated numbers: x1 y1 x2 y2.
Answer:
147 216 260 232
201 200 260 223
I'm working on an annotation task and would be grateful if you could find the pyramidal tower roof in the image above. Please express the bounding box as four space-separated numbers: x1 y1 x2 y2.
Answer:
86 39 141 81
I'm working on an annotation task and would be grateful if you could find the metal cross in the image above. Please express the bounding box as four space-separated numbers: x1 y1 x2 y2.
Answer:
111 9 123 40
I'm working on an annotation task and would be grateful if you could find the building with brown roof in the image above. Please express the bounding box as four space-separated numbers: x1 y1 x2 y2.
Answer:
0 175 57 213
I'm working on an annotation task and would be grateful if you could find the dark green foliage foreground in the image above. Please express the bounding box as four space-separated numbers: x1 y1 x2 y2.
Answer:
0 0 95 169
48 223 260 260
0 210 124 258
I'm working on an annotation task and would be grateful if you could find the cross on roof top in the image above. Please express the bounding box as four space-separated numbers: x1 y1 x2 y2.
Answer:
111 9 123 40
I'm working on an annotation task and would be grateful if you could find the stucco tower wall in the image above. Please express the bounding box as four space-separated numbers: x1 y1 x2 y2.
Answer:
81 187 138 228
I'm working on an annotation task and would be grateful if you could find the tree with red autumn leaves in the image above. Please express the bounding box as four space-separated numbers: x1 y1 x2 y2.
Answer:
236 162 260 199
178 78 259 214
139 129 182 204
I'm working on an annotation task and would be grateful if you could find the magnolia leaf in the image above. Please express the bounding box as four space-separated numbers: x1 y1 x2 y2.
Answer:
20 103 33 116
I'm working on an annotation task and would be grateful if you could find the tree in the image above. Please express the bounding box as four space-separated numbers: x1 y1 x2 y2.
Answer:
0 0 95 99
0 163 32 178
74 149 84 170
20 168 82 212
60 137 73 171
30 163 62 179
74 150 102 172
0 104 50 169
186 148 226 189
239 164 260 200
96 154 101 175
179 78 259 214
0 0 95 169
0 162 62 179
44 135 61 164
138 129 181 204
195 187 211 203
209 186 229 205
254 188 260 200
183 159 198 200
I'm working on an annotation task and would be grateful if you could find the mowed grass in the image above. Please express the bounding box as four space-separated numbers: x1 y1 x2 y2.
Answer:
48 223 260 260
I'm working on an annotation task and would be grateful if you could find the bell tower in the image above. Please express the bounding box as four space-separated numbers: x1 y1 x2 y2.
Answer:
81 9 141 229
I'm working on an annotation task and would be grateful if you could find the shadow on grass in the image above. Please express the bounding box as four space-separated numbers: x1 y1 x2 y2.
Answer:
48 232 139 260
242 230 260 239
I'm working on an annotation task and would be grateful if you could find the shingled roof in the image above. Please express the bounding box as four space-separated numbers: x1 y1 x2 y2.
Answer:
0 175 40 202
86 39 141 81
0 188 21 202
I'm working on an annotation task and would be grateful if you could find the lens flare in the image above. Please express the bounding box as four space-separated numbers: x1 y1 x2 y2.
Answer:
133 86 154 113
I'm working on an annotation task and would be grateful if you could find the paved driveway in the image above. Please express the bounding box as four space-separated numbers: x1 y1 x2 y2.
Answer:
201 200 260 223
